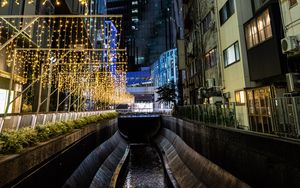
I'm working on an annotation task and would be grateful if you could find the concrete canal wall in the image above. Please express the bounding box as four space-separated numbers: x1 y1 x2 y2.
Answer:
0 119 118 188
155 128 249 188
161 116 300 187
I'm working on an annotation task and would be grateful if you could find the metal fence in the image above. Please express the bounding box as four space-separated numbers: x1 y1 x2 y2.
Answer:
116 108 172 115
176 97 300 139
0 110 115 133
270 97 300 138
175 103 239 128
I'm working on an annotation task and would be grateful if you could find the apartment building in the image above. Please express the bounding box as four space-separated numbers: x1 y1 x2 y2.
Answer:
215 0 254 127
279 0 300 78
241 0 287 132
215 0 300 132
182 0 222 105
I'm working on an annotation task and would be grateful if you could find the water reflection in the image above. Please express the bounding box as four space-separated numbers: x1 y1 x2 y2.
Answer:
122 144 169 188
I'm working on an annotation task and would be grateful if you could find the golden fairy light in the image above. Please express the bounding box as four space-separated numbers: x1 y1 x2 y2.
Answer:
0 15 133 111
0 0 87 7
55 0 61 6
1 0 8 7
79 0 87 5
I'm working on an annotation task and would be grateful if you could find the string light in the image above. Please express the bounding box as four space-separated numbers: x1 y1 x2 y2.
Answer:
1 0 8 7
79 0 87 5
0 15 132 108
56 0 61 6
0 0 87 7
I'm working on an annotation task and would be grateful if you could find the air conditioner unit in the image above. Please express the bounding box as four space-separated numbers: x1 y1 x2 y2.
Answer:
206 78 215 88
286 73 300 92
281 36 299 53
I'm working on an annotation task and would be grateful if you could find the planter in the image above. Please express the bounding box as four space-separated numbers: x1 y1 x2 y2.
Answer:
0 118 117 187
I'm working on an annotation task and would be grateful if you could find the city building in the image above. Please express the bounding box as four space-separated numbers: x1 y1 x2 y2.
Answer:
216 0 254 127
279 0 300 79
151 48 178 109
126 66 154 112
107 0 147 70
183 0 222 106
181 0 299 129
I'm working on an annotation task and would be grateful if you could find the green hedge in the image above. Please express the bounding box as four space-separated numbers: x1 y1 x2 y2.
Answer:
0 112 118 154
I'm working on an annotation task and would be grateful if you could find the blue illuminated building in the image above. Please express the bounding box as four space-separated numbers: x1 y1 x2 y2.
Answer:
152 48 178 88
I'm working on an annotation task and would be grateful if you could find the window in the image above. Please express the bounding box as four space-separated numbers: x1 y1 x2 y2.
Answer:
289 0 297 7
219 0 235 25
202 11 213 33
204 48 217 69
132 9 138 13
245 9 272 49
235 90 246 105
132 17 139 22
224 41 240 67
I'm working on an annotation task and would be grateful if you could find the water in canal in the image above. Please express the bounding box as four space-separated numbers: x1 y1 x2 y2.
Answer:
121 144 170 188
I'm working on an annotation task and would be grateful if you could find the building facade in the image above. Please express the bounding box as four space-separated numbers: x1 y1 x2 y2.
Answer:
216 0 254 127
151 48 178 109
182 0 300 130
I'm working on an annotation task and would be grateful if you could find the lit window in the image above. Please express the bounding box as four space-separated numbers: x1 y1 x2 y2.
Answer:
132 9 138 13
132 1 138 5
289 0 298 7
245 9 272 49
235 90 246 104
204 48 217 69
132 17 139 22
224 41 240 67
262 9 272 39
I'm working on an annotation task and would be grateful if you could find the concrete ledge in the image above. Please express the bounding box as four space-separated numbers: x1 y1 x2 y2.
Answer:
0 118 117 187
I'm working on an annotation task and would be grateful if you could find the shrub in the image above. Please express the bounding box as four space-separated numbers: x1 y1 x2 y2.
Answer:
73 118 88 129
0 112 118 154
0 128 38 154
35 125 51 142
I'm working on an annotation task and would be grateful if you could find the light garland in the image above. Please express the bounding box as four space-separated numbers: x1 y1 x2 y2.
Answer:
0 15 133 109
0 0 87 7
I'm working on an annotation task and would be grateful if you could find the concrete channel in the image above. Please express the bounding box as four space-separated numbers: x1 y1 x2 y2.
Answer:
3 115 251 188
64 115 249 188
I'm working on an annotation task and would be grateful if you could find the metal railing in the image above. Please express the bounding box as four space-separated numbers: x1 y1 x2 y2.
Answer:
175 103 239 128
116 108 172 114
270 97 300 138
176 96 300 139
0 110 115 133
